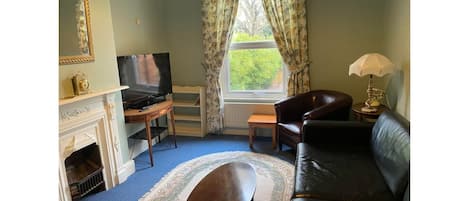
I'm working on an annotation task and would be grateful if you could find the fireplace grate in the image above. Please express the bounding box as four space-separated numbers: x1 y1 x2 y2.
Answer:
68 161 105 200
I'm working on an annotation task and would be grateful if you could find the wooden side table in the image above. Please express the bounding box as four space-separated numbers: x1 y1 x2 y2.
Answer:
124 100 177 167
247 114 277 149
352 103 388 122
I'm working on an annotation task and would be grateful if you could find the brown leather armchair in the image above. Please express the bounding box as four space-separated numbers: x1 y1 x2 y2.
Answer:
274 90 353 151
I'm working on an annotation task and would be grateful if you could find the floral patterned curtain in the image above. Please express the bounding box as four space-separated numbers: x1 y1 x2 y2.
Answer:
262 0 310 96
201 0 239 134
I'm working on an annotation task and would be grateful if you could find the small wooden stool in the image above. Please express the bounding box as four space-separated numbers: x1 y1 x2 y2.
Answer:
247 114 277 149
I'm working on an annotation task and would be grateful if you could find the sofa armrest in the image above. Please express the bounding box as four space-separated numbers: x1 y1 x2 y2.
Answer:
302 120 373 145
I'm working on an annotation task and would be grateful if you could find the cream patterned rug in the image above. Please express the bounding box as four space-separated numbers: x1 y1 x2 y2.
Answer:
139 151 294 201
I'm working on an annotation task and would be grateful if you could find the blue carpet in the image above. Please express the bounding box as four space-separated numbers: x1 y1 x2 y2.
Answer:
81 134 295 201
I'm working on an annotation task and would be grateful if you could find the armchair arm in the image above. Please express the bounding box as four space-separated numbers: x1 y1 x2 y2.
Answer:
274 92 314 123
303 98 352 121
302 120 373 145
303 105 330 120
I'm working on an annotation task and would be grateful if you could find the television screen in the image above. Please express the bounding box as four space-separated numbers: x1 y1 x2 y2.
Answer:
117 52 173 109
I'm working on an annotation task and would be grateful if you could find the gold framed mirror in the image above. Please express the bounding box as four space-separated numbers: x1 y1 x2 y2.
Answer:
59 0 95 65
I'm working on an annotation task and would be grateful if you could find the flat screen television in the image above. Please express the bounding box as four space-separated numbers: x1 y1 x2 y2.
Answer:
117 52 173 109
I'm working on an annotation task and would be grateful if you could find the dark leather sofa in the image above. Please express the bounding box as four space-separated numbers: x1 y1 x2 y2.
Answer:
291 111 410 201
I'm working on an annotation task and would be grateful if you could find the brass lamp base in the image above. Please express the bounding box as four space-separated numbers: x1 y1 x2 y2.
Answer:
361 75 384 113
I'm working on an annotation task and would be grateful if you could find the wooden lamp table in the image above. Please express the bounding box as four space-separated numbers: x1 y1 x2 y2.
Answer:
352 102 388 122
124 100 177 167
247 114 277 149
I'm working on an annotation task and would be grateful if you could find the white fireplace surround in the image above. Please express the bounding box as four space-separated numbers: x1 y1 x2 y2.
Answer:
59 87 134 201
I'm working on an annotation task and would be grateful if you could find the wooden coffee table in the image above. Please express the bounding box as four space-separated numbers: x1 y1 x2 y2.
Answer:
187 162 256 201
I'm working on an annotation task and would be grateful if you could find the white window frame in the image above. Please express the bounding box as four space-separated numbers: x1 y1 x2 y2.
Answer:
220 40 288 102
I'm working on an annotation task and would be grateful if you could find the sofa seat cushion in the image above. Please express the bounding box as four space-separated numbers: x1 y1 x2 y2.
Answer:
294 143 397 201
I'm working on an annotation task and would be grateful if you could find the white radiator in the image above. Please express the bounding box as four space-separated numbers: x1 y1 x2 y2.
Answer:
223 102 275 136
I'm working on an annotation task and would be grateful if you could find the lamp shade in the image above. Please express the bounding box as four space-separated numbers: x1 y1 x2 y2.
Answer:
349 53 395 77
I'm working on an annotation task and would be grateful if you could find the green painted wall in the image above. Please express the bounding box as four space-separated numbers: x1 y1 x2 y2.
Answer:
110 0 169 56
110 0 204 86
163 0 204 86
306 0 387 103
384 0 410 119
59 0 130 163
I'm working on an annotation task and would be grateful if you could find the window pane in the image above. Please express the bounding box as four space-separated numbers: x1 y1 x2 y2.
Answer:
228 48 283 91
232 0 273 42
220 0 286 100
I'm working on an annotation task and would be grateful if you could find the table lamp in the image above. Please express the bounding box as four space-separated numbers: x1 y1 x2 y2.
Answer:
349 53 395 112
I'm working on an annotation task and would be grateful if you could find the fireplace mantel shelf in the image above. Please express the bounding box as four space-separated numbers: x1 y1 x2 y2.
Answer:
60 86 129 106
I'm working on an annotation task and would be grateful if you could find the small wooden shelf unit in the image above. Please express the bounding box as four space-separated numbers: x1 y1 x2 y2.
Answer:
169 85 207 137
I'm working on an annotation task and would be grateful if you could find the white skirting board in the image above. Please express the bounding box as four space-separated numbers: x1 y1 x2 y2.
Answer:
118 160 135 184
128 130 169 159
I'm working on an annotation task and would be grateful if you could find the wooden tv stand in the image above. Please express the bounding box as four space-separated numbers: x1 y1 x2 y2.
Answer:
124 100 177 167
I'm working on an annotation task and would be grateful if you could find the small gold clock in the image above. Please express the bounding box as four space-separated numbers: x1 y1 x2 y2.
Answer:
72 72 90 96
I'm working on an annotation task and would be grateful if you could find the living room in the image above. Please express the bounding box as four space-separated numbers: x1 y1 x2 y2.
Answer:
57 1 410 200
59 0 410 200
5 0 467 200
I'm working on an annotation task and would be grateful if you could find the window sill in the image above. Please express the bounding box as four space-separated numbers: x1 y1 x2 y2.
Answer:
223 97 282 104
